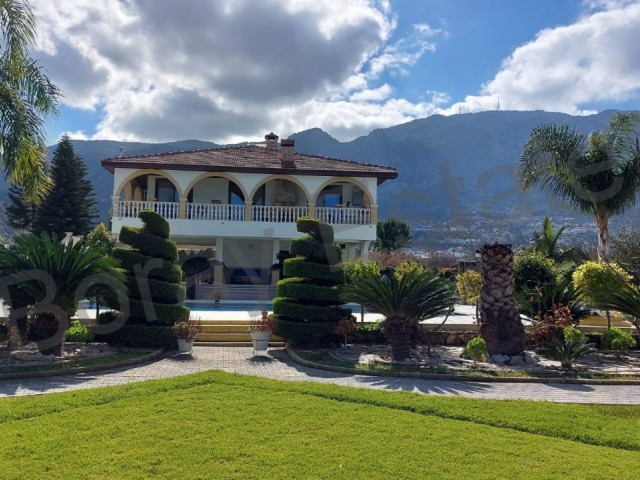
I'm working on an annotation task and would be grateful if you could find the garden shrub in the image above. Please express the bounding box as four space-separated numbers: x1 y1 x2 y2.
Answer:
273 218 350 345
601 327 636 352
514 251 555 290
66 320 95 343
462 336 489 362
572 261 632 304
455 270 482 305
96 324 175 348
108 210 189 327
541 326 595 369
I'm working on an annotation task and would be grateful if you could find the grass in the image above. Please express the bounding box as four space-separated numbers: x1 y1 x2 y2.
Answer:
0 351 151 375
0 371 639 478
297 351 640 381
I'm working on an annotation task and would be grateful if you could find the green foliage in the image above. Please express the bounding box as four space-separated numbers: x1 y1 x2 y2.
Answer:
290 237 341 265
462 337 489 362
139 210 170 239
373 217 411 253
85 223 114 253
572 261 632 304
296 217 334 243
0 233 125 354
601 328 636 352
119 226 178 261
514 251 555 291
32 136 98 237
96 323 175 348
0 0 61 203
125 277 186 304
4 185 36 231
275 279 341 304
112 248 182 284
456 270 482 305
611 229 640 283
127 300 190 326
343 260 379 283
66 320 94 343
275 219 345 345
517 112 640 260
541 326 595 369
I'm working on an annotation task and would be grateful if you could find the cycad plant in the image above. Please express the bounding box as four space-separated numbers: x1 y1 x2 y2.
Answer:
341 265 455 361
584 280 640 334
0 233 125 355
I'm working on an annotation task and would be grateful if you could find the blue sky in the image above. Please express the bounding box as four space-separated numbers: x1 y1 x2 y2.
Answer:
33 0 640 144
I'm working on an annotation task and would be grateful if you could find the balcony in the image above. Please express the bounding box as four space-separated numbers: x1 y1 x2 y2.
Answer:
112 201 372 226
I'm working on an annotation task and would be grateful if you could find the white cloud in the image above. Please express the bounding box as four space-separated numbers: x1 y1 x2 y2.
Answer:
440 1 640 116
32 0 447 143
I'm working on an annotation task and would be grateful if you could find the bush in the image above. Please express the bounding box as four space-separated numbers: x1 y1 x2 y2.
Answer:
514 251 555 290
601 327 636 352
66 320 95 343
283 258 345 284
276 279 341 304
290 238 341 265
462 337 489 362
540 326 595 369
96 325 175 348
139 210 170 239
112 249 182 284
456 270 482 305
127 300 190 326
572 261 632 304
120 227 178 261
273 298 351 323
126 277 186 304
275 319 337 345
296 217 335 243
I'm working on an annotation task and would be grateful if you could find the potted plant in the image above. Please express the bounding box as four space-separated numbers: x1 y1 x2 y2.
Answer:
170 319 203 353
249 310 277 352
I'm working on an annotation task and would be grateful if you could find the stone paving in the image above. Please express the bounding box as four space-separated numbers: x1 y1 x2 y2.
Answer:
1 347 640 404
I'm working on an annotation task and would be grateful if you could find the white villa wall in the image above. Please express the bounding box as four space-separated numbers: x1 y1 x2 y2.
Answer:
223 239 274 270
192 177 228 204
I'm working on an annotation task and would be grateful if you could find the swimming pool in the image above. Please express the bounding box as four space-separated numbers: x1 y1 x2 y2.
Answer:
182 301 273 312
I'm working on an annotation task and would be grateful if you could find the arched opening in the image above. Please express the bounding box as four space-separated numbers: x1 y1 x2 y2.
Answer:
315 181 372 225
185 175 246 221
251 178 309 222
115 173 180 219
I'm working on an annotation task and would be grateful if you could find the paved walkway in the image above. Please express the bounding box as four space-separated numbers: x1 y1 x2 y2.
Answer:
1 347 640 404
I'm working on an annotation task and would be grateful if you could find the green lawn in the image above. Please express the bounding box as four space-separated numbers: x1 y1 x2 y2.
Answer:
0 351 150 375
0 371 639 479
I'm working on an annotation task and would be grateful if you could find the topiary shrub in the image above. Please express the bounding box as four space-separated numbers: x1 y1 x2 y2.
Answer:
108 210 189 327
514 251 555 291
96 324 175 348
66 320 95 343
572 261 632 305
273 218 350 345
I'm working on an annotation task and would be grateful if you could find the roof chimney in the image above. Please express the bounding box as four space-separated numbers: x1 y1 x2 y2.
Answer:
281 138 295 165
265 132 279 149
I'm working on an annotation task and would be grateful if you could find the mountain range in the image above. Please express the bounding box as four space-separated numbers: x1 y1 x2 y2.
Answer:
0 110 633 248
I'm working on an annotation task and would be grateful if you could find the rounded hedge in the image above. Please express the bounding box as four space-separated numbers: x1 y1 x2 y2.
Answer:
94 318 175 348
125 300 190 326
126 277 186 304
112 248 182 284
276 278 341 304
283 258 345 284
273 297 350 323
290 237 342 265
275 318 338 346
139 210 170 239
120 226 178 261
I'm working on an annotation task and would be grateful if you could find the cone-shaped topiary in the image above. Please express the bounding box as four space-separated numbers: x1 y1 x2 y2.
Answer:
110 210 188 326
273 217 350 345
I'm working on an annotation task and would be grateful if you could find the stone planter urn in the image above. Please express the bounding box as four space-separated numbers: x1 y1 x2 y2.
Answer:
177 338 193 353
250 331 271 352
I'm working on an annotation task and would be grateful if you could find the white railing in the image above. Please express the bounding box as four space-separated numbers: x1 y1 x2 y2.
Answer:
252 205 309 223
316 207 371 225
114 200 180 219
186 203 244 221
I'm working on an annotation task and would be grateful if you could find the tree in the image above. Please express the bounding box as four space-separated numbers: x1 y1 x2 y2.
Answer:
0 0 60 203
373 218 411 254
341 264 455 361
273 218 350 345
530 216 585 263
586 280 640 334
32 135 98 238
4 184 36 230
0 232 125 355
611 229 640 283
109 210 189 326
517 112 640 261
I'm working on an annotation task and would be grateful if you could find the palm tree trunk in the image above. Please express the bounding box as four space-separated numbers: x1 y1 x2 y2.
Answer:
595 211 609 262
382 316 416 361
30 313 69 356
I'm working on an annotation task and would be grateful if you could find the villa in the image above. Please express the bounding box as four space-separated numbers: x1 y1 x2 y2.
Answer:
102 132 397 294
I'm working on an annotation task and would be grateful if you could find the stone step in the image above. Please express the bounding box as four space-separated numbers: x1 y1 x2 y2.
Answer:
200 324 253 334
195 332 284 343
193 341 286 348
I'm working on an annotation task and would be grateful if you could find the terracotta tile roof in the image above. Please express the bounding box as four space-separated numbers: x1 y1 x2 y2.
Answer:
101 145 397 180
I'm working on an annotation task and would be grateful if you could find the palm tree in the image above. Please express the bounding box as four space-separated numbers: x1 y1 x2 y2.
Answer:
341 266 455 361
0 233 125 355
580 280 640 334
0 0 60 203
517 112 640 261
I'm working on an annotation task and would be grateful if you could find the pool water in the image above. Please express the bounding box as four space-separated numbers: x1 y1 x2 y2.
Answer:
182 301 273 312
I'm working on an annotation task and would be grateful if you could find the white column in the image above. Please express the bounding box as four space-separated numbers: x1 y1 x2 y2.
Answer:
216 237 224 263
272 239 281 263
360 240 371 261
147 176 157 201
